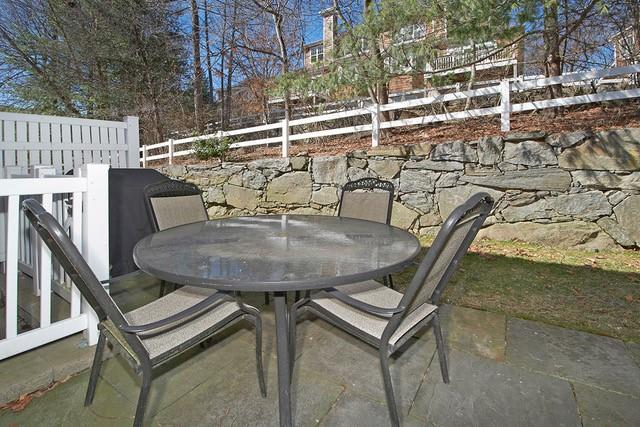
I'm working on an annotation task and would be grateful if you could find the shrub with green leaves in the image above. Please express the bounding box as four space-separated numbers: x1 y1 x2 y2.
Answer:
192 136 231 161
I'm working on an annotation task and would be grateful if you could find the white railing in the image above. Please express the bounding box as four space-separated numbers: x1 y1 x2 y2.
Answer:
0 112 139 174
430 47 515 72
142 64 640 164
3 166 73 301
0 164 109 359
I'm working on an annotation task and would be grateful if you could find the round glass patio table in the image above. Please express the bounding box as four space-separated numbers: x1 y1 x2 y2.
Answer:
133 214 421 427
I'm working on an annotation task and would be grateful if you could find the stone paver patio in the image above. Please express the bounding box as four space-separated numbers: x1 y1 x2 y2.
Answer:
1 279 639 426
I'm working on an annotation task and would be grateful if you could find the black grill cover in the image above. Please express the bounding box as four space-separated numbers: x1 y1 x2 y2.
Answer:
109 168 168 277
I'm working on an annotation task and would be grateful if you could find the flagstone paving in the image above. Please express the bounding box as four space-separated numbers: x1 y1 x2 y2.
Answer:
506 318 640 397
1 299 639 426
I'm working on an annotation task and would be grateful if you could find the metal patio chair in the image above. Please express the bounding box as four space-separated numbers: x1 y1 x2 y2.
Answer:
143 179 209 296
290 193 494 426
143 179 208 232
338 177 394 224
22 199 266 427
143 178 271 306
338 177 396 288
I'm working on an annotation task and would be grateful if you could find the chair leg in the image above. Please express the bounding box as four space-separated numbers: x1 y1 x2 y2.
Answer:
84 332 106 406
133 365 152 427
159 280 166 297
382 275 394 289
380 350 400 427
433 312 450 384
254 313 267 397
264 292 269 306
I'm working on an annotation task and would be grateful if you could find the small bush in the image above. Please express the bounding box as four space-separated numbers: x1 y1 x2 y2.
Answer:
192 136 231 161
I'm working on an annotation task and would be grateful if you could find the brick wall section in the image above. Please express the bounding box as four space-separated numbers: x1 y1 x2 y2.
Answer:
158 127 640 250
389 74 425 93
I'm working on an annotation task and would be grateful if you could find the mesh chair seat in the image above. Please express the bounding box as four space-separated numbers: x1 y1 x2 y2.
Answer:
339 192 392 224
124 286 242 361
149 194 208 230
311 281 437 345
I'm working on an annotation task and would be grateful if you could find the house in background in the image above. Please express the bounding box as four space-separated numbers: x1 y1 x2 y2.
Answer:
612 26 639 67
302 7 524 95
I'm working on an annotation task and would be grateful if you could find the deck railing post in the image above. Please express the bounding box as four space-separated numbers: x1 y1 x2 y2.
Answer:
500 80 511 132
371 103 380 148
79 163 109 346
281 117 289 158
142 145 148 168
168 139 174 165
123 116 140 168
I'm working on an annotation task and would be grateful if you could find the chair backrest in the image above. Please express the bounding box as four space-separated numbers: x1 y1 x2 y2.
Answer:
22 199 128 327
338 177 394 224
383 192 494 342
143 179 208 231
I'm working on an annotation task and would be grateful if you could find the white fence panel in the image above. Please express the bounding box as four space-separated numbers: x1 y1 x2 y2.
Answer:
0 164 108 359
142 64 640 163
0 112 140 173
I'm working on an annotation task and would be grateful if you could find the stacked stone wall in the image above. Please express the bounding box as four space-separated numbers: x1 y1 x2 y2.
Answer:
158 127 640 250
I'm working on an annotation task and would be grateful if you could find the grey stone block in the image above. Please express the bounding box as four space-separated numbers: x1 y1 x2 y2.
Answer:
431 140 478 163
613 195 640 245
503 140 557 166
313 156 349 185
459 168 571 191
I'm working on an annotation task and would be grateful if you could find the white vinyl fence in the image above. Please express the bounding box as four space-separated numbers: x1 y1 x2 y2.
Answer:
142 64 640 164
4 166 70 300
1 112 139 174
0 164 109 359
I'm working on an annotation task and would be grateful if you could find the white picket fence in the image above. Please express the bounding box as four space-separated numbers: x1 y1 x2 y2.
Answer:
142 63 640 164
1 112 139 174
0 164 109 359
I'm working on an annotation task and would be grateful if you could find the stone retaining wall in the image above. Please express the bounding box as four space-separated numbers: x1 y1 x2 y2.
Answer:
158 127 640 250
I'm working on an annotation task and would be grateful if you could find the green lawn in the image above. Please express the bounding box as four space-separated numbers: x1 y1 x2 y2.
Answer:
392 238 640 343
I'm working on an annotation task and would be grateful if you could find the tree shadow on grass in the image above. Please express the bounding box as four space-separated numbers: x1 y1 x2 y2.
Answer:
391 245 640 343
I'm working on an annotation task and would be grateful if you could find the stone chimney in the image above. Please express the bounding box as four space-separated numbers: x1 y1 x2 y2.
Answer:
320 7 338 54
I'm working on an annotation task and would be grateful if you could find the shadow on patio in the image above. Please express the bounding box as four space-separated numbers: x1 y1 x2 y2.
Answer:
1 264 639 426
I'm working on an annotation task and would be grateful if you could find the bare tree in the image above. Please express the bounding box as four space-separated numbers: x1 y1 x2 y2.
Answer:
242 0 302 122
190 0 205 132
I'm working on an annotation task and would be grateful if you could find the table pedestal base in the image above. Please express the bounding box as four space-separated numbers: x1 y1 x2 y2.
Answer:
274 292 293 427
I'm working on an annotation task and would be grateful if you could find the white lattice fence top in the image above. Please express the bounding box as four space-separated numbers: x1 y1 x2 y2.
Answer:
0 112 139 174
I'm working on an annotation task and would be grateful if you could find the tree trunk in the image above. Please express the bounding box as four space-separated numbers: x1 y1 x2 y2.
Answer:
219 1 226 128
364 0 390 121
190 0 205 133
543 0 562 100
272 11 291 121
204 0 214 103
223 0 238 128
465 42 477 111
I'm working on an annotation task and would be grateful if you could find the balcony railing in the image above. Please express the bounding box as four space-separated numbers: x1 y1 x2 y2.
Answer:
429 47 515 72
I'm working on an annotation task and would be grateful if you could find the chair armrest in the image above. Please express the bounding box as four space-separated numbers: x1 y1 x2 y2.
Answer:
99 270 147 286
324 287 405 318
120 292 234 334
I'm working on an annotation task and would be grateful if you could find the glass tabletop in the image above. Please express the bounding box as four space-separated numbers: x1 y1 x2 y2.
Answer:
133 215 421 292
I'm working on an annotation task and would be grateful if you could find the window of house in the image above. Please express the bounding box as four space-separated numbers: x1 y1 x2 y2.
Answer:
397 24 426 43
310 45 324 64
